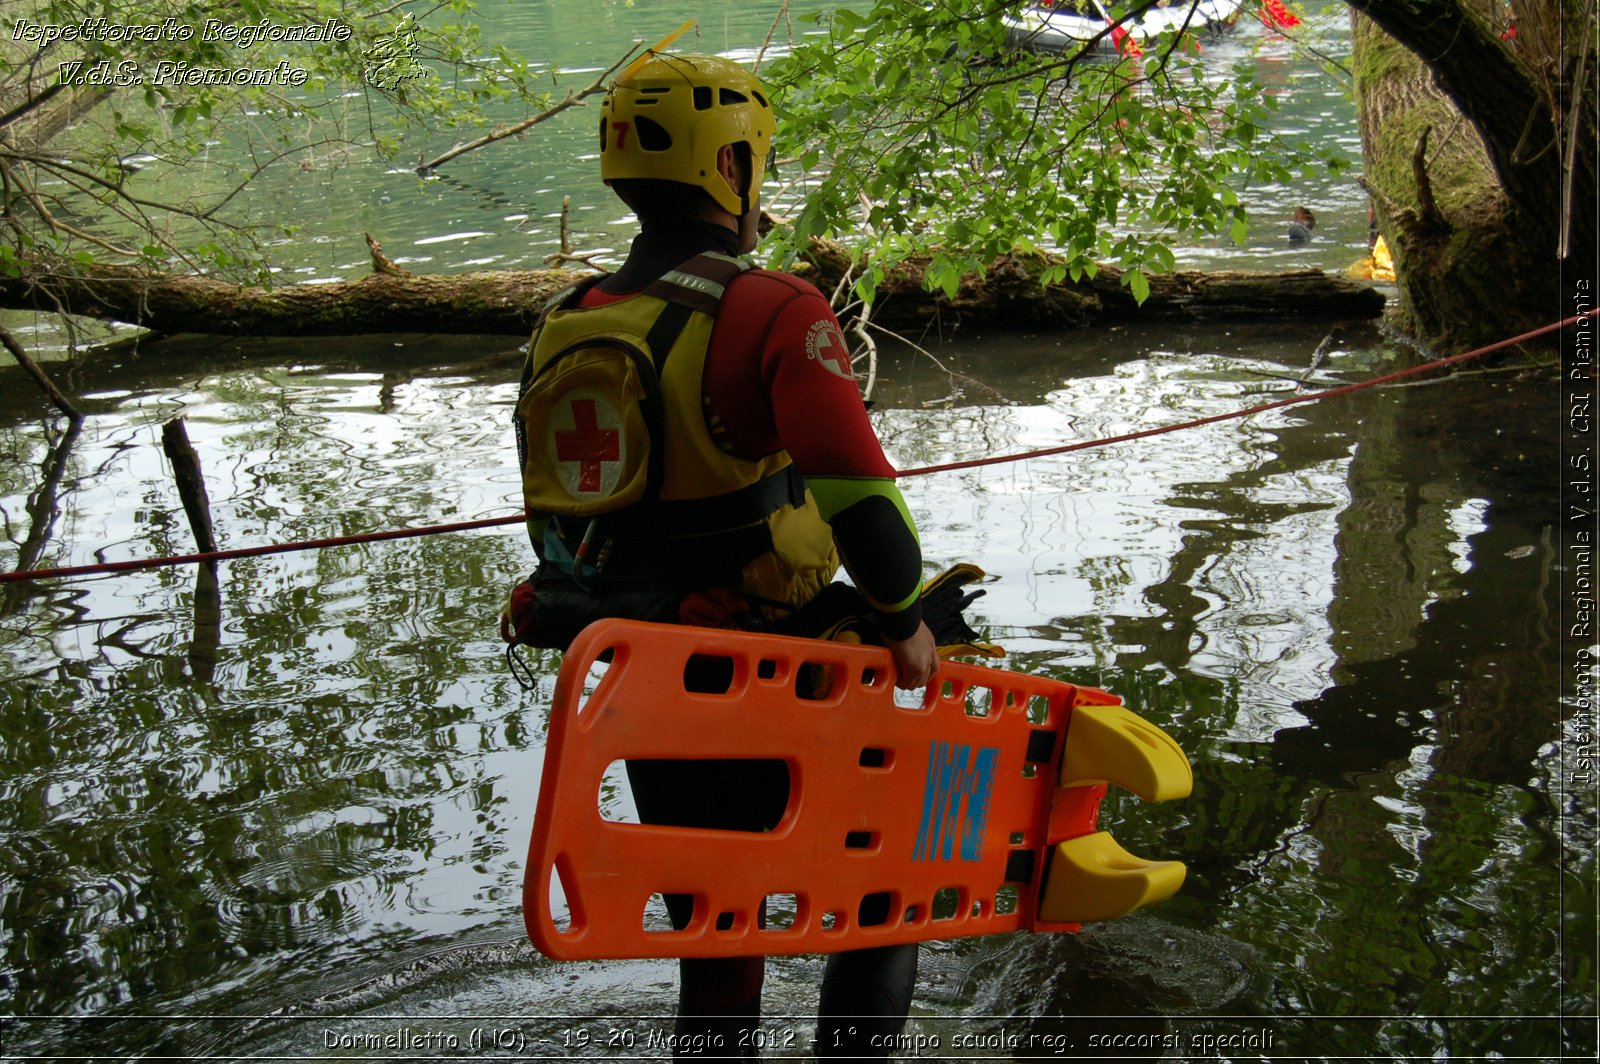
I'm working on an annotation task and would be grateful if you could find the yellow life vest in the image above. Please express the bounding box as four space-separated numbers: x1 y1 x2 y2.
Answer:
515 252 839 610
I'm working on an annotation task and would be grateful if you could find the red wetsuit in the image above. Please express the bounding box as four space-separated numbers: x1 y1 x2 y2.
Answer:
583 224 925 638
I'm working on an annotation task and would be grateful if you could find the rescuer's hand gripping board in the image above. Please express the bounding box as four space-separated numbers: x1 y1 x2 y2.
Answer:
524 619 1191 959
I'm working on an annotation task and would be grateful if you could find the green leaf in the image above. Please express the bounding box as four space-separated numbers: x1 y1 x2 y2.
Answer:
855 265 882 305
1127 268 1150 304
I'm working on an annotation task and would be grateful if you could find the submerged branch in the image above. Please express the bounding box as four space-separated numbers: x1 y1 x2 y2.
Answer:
0 324 82 421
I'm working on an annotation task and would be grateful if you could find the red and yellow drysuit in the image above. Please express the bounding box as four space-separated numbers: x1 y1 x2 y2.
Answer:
514 222 923 643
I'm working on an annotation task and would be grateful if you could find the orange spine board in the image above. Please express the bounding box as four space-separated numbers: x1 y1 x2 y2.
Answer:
523 619 1111 960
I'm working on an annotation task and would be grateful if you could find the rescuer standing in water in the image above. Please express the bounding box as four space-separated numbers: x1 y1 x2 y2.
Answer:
505 45 939 1058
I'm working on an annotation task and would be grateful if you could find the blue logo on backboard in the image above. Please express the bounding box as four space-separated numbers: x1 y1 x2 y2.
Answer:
913 741 1000 862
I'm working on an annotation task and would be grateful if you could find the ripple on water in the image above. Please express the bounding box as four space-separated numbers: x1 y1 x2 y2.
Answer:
203 936 683 1058
957 916 1262 1020
203 833 388 949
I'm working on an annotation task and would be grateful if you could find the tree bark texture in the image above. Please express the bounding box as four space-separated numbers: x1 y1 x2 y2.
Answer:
0 243 1385 340
1346 1 1596 350
1345 0 1596 263
1352 12 1535 350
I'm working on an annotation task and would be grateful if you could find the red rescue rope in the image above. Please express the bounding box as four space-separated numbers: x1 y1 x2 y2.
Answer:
896 314 1578 478
0 315 1579 585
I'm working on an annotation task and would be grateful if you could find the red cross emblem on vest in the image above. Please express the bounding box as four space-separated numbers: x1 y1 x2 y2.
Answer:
552 392 622 497
805 319 854 380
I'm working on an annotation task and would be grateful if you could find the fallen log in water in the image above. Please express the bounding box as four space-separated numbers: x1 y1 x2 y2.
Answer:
793 239 1388 330
0 234 1385 340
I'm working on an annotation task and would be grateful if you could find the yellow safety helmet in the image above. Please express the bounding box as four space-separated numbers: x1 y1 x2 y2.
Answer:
600 52 777 217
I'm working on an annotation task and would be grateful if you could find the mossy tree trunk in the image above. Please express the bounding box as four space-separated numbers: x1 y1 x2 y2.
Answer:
1348 1 1596 351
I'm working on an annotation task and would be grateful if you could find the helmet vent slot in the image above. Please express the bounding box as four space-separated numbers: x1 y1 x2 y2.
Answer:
693 86 713 111
633 115 673 152
719 88 748 106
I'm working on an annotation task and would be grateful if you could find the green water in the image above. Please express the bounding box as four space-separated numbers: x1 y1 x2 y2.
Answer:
2 2 1594 1061
10 0 1371 355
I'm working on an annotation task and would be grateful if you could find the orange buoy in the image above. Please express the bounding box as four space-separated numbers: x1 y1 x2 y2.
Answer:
523 618 1191 960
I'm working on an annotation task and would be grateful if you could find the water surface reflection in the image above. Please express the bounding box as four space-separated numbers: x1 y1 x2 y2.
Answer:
0 322 1586 1059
